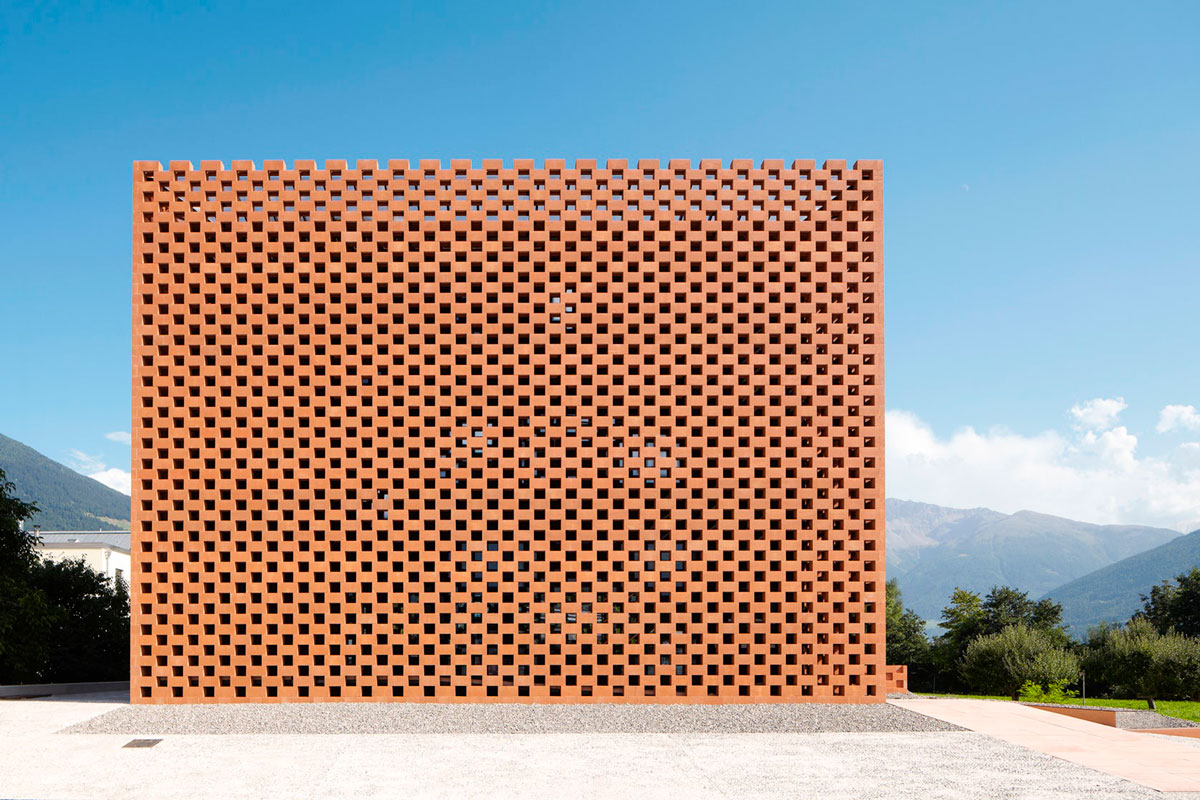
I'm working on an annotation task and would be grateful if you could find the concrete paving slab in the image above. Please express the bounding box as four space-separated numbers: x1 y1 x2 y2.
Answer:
3 692 1198 799
894 698 1200 793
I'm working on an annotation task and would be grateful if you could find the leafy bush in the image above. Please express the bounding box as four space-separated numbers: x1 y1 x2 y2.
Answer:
1084 618 1200 708
960 623 1080 699
1018 678 1078 704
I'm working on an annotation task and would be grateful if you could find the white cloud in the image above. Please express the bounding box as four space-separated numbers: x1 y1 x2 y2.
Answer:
1157 404 1200 434
1069 397 1127 431
105 431 132 445
66 449 106 474
65 449 131 496
887 405 1200 533
87 467 132 495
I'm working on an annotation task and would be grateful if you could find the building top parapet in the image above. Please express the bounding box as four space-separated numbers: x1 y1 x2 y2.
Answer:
133 158 881 174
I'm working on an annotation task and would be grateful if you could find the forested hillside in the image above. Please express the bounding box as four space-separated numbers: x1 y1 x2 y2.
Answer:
0 433 130 531
1044 528 1200 633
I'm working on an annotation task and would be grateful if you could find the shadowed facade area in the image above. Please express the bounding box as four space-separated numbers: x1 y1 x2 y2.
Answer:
131 157 884 703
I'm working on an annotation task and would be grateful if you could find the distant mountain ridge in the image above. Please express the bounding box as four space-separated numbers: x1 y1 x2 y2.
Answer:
886 500 1005 575
1043 527 1200 634
0 432 130 531
887 498 1179 620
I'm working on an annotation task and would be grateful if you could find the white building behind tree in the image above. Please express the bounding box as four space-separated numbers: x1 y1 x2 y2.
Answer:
33 530 130 585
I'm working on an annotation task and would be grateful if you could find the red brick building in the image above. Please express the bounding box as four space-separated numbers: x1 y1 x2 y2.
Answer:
132 158 884 703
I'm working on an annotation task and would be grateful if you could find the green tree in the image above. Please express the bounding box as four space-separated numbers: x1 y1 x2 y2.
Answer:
980 586 1067 643
928 588 985 690
938 588 985 653
931 586 1070 693
34 558 129 682
0 467 49 683
0 466 39 577
0 467 129 684
1085 618 1200 709
885 579 930 686
1137 568 1200 637
0 575 50 683
960 624 1080 699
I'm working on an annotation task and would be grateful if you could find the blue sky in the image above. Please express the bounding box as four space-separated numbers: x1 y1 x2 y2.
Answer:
1 1 1198 528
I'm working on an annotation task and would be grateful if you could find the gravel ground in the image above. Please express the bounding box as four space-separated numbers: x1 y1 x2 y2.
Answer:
63 701 959 735
1113 710 1195 729
1117 711 1195 729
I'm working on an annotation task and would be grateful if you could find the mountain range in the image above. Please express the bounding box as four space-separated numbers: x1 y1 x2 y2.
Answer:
0 432 130 531
886 498 1180 621
1043 526 1200 634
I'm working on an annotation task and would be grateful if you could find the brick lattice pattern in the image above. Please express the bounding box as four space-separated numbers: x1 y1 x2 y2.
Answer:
132 157 884 703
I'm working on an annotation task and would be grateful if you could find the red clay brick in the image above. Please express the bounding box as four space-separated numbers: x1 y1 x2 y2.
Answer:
131 158 885 703
885 664 908 693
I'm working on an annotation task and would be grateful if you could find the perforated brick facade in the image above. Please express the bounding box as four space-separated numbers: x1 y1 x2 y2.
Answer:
132 157 884 703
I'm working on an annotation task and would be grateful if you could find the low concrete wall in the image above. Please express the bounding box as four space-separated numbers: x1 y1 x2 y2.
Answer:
1030 705 1117 727
0 681 129 699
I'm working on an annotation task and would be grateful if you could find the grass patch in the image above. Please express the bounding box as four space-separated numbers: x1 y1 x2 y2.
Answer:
915 693 1200 722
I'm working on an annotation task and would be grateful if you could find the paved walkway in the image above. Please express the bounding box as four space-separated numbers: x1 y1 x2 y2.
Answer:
894 698 1200 792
